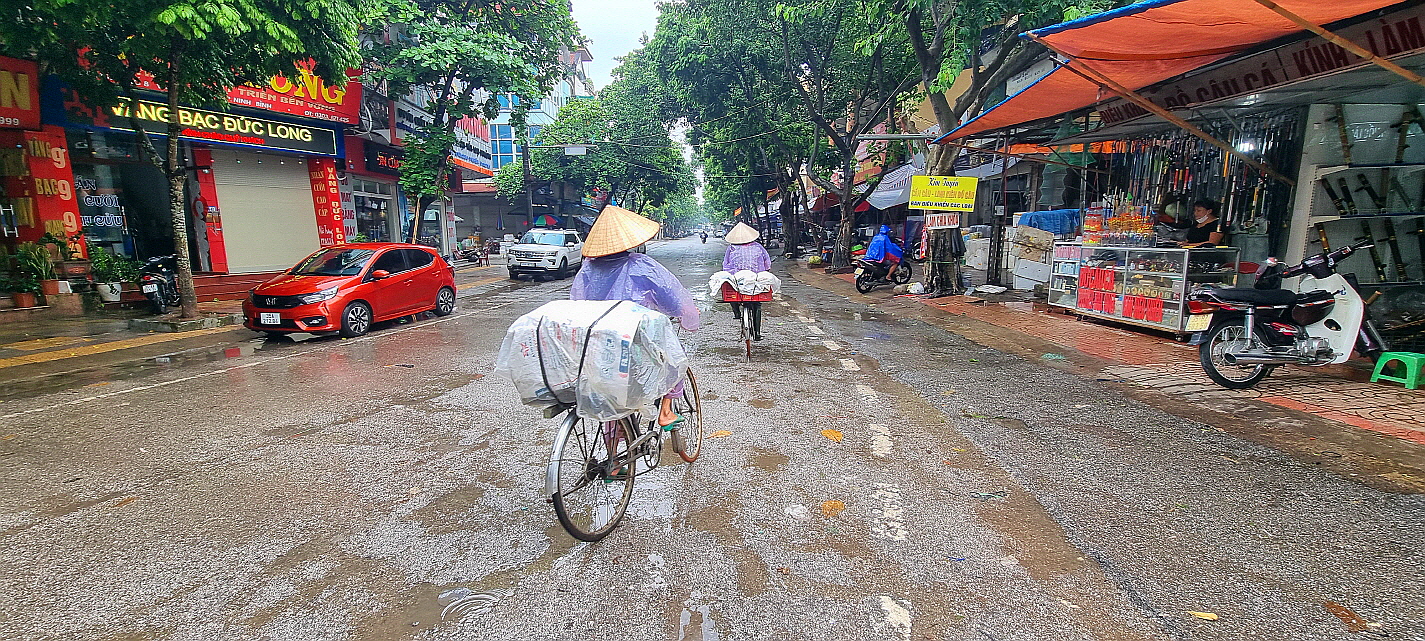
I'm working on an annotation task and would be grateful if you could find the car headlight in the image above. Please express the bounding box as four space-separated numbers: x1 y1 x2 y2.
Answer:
298 286 339 305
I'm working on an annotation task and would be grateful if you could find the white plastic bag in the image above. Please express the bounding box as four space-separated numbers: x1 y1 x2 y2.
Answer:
496 300 688 421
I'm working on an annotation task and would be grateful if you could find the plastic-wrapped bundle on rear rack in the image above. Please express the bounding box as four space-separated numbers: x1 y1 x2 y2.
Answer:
707 269 781 297
496 300 688 421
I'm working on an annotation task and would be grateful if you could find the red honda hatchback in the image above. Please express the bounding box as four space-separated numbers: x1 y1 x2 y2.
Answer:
243 243 456 338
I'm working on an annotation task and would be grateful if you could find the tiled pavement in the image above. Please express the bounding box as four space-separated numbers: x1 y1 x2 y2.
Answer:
829 270 1425 446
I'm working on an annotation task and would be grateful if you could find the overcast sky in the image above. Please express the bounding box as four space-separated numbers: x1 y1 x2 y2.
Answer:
571 0 662 91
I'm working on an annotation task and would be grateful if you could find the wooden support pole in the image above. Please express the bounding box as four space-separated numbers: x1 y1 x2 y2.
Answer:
1251 0 1425 88
1026 33 1296 187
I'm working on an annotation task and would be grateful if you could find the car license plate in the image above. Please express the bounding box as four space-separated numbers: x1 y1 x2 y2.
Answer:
142 283 158 293
854 268 864 276
259 312 281 325
1185 314 1211 331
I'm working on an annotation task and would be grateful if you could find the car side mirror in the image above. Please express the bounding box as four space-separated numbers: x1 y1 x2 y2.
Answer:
370 269 391 280
566 242 577 247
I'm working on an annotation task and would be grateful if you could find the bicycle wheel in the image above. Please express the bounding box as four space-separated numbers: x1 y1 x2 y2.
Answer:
741 306 753 361
550 415 636 541
672 371 704 462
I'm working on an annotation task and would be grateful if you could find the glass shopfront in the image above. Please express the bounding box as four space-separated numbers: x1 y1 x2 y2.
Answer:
351 177 395 242
67 129 175 262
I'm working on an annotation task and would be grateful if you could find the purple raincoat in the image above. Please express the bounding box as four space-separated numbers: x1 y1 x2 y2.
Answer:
723 242 772 273
570 252 700 331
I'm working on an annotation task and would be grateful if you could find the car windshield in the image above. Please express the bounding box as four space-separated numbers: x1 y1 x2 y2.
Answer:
291 248 376 276
519 232 566 246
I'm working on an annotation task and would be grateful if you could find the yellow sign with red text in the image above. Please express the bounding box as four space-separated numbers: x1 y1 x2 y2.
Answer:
910 175 979 212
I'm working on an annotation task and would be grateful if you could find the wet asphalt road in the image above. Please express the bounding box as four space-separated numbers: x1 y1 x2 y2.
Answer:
1 238 1421 641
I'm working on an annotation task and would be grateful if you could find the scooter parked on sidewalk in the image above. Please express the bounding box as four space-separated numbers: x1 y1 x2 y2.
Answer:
139 255 181 314
1186 239 1388 389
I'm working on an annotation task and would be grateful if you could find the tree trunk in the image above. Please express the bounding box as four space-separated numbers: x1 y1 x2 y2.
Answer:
165 64 199 319
410 194 436 244
832 154 856 268
780 184 797 258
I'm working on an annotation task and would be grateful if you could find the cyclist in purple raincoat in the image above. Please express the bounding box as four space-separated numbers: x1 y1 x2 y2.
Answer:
571 206 698 427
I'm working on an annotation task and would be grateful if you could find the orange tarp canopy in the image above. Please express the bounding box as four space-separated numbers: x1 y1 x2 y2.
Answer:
937 0 1406 143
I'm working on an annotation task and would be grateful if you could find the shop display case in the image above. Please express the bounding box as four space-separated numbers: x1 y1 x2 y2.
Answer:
1050 243 1240 333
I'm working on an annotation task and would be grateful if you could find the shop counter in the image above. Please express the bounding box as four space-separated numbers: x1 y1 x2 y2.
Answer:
1049 243 1240 334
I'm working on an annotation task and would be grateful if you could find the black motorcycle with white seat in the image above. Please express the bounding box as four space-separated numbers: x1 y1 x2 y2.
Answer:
1186 239 1387 389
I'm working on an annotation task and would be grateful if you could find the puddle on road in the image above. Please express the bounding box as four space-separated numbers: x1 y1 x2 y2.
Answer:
748 447 788 471
748 398 775 409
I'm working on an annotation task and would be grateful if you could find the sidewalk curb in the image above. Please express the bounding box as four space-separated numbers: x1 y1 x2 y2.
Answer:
128 313 244 333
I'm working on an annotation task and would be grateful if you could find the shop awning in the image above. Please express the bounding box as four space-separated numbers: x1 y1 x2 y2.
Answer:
936 0 1408 143
864 162 920 210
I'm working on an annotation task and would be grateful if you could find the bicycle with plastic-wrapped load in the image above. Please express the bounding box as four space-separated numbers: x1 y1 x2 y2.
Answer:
543 369 702 541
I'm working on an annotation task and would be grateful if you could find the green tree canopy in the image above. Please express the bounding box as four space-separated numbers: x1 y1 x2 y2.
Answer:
364 0 581 235
2 0 363 316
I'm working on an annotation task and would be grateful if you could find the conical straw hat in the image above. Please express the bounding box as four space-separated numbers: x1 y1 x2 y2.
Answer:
583 206 662 257
725 222 760 244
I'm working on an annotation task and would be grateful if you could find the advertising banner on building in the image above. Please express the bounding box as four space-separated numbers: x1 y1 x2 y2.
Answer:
364 143 403 176
97 98 340 156
1093 4 1425 127
338 174 357 240
307 157 348 247
910 175 979 213
0 56 41 130
450 115 494 176
0 126 81 246
133 66 361 125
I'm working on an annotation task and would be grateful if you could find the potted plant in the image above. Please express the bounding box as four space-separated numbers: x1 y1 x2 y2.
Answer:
15 242 60 296
40 232 91 280
87 242 141 302
2 273 41 308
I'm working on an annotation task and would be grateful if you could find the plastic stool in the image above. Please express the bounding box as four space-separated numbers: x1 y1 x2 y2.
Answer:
1370 352 1425 390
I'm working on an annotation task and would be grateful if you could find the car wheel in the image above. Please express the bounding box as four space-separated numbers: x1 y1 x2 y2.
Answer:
339 301 372 337
508 269 519 280
434 287 456 316
557 257 569 278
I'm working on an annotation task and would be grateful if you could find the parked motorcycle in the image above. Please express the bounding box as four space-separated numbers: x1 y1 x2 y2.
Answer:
1187 239 1387 389
139 255 181 314
853 253 912 294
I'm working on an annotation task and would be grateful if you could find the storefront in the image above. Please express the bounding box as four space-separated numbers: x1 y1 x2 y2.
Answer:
344 136 402 243
934 0 1425 349
39 66 361 274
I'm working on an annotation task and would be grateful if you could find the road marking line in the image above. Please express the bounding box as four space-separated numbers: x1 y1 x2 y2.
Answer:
868 423 892 458
1 336 95 351
839 358 860 371
0 326 239 370
878 596 912 641
855 384 877 398
870 483 907 541
807 326 825 335
822 340 842 351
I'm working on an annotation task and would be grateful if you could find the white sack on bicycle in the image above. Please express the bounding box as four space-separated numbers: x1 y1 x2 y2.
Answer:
708 269 780 295
496 300 689 421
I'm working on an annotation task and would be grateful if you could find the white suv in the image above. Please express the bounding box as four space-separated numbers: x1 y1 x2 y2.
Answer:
507 229 584 279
